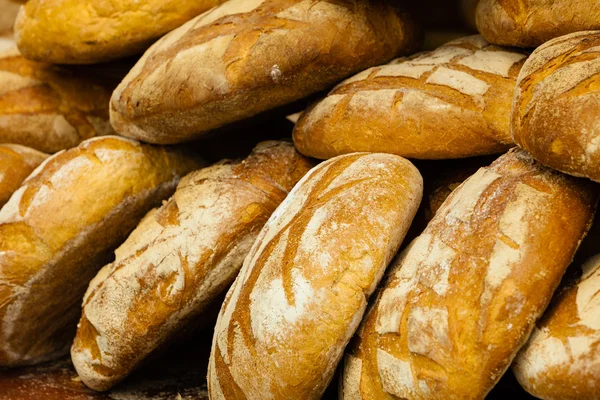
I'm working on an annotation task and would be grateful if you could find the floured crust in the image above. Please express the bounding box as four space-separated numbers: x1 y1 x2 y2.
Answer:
0 136 203 367
512 30 600 183
70 141 315 391
293 35 527 160
0 144 48 208
340 149 597 400
0 38 115 152
476 0 600 48
208 152 423 400
110 0 422 144
513 254 600 400
14 0 225 64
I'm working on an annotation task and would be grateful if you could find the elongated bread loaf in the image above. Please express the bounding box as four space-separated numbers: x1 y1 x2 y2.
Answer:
513 254 600 400
340 149 597 400
0 144 47 208
512 31 600 183
110 0 422 144
14 0 224 64
208 152 423 400
293 36 527 160
0 136 203 367
476 0 600 48
0 38 115 153
71 141 315 391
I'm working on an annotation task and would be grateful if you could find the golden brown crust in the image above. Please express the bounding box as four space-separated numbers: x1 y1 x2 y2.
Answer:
0 144 47 208
340 149 597 400
0 38 115 153
70 141 315 391
512 31 600 183
208 152 423 400
293 35 527 160
0 136 203 367
110 0 422 144
513 254 600 400
476 0 600 48
14 0 225 64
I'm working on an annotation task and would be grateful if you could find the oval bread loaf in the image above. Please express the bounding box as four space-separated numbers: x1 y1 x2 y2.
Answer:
476 0 600 48
208 152 423 400
0 136 203 367
340 149 597 400
0 37 115 153
0 144 47 208
14 0 225 64
512 31 600 183
71 141 315 391
293 36 527 160
513 254 600 400
110 0 422 144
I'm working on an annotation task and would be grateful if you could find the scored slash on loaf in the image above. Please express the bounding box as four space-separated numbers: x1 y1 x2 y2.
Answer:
0 136 203 367
340 149 597 400
209 152 423 400
0 144 48 208
293 35 528 160
71 141 315 391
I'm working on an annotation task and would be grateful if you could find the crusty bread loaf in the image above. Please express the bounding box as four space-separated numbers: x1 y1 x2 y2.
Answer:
512 31 600 183
14 0 225 64
110 0 422 145
476 0 600 48
70 141 315 391
293 36 527 160
0 144 47 208
0 38 115 153
208 152 423 400
0 136 203 367
513 254 600 400
340 149 597 400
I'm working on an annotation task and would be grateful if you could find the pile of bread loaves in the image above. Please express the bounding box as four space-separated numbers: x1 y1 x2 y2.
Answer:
1 0 600 399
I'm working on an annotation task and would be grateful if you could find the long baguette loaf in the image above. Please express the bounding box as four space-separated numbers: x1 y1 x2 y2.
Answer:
208 152 423 399
513 254 600 400
110 0 422 144
0 38 115 153
0 136 203 367
340 149 597 400
71 141 315 391
476 0 600 48
0 144 47 208
293 36 527 160
14 0 224 64
512 31 600 183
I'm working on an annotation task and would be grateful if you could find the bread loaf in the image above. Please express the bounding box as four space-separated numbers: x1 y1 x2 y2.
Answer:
293 36 527 160
340 149 597 400
0 38 115 153
512 31 600 183
476 0 600 48
513 254 600 400
0 136 203 367
70 141 315 391
0 144 47 208
14 0 225 64
208 152 423 400
110 0 422 145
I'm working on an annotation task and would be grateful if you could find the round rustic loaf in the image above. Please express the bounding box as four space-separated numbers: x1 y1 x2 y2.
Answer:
0 144 47 208
340 149 597 400
476 0 600 47
0 37 115 153
208 152 423 400
513 254 600 400
13 0 225 64
293 35 527 160
512 31 600 183
110 0 422 144
0 136 203 367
